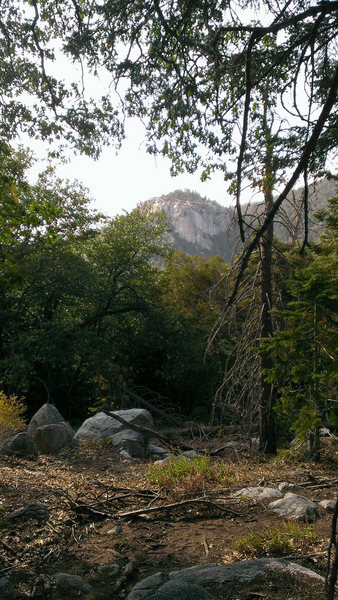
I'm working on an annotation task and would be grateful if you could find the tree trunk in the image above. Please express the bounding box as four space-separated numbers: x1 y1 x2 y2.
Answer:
258 188 277 454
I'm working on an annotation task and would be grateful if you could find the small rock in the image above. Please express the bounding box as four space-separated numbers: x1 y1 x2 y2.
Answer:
6 503 49 522
97 563 120 578
53 572 92 593
154 454 174 465
107 525 123 535
319 499 337 512
108 565 120 578
278 482 294 492
233 487 283 501
120 449 133 460
124 561 136 576
148 444 167 455
269 493 319 521
0 576 9 590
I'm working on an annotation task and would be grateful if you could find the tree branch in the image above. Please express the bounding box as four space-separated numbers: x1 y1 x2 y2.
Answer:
227 64 338 307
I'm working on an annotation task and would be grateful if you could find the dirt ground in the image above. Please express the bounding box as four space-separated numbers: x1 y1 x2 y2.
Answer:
0 433 337 600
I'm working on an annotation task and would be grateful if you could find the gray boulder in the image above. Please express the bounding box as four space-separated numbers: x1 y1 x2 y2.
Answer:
53 572 92 593
75 412 121 440
127 559 323 600
110 429 145 458
128 573 164 600
233 487 283 501
110 408 154 429
149 581 216 600
147 444 169 460
34 422 74 454
319 499 337 512
269 492 319 521
4 432 37 457
27 403 65 440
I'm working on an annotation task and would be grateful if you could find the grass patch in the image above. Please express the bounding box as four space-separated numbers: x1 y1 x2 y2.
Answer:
147 454 238 497
233 522 319 558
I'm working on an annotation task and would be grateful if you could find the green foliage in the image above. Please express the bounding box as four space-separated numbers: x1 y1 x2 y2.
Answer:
234 522 318 558
0 145 176 418
261 197 338 454
148 455 237 495
0 389 26 438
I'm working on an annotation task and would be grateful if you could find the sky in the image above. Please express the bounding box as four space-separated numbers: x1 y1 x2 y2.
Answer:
39 117 236 218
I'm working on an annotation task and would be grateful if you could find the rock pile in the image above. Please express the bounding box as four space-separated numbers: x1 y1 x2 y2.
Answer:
2 403 170 459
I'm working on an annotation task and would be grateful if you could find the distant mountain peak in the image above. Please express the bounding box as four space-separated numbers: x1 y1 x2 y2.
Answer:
145 180 336 262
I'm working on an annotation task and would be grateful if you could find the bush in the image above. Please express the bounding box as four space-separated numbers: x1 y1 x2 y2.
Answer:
0 390 26 441
147 455 237 497
233 522 318 557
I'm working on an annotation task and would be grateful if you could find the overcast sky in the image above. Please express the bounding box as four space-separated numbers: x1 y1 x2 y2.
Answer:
40 117 237 218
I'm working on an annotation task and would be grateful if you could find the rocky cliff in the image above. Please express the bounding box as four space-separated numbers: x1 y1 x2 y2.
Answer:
146 190 238 262
146 180 336 262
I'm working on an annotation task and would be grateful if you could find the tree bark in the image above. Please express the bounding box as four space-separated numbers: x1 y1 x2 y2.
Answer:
259 188 276 454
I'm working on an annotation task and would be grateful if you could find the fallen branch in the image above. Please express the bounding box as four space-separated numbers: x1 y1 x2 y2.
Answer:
107 412 193 452
0 538 17 555
115 496 241 519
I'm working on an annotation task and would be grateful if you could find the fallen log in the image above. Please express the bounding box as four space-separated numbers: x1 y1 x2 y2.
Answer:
106 412 194 452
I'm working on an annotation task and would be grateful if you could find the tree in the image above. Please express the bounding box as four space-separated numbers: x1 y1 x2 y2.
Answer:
0 146 173 418
261 197 337 458
1 1 337 445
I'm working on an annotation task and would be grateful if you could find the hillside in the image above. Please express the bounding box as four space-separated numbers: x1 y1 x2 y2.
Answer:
146 179 337 261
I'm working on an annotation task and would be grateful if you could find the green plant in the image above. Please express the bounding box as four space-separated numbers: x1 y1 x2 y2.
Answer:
234 522 318 558
0 390 26 439
147 455 237 496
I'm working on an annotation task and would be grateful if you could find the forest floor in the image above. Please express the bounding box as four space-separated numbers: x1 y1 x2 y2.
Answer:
0 430 337 600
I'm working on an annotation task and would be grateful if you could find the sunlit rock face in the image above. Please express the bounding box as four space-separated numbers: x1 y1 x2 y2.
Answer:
147 191 238 261
145 180 334 262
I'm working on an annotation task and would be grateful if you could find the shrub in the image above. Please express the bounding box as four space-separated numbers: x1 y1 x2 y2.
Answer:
0 390 26 441
234 522 318 558
147 455 237 497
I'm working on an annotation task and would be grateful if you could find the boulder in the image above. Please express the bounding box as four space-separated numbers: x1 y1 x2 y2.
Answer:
233 487 283 501
127 559 323 600
74 412 122 440
149 581 216 600
110 429 145 458
269 492 319 521
147 444 169 460
53 573 92 593
110 408 154 429
7 503 49 523
319 499 337 512
34 422 74 454
4 432 37 457
127 573 165 600
27 403 65 440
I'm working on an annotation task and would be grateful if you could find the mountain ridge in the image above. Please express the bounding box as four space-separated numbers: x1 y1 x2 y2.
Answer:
145 179 337 261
